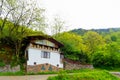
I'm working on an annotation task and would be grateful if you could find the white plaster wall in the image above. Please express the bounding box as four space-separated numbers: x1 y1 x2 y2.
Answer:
27 48 63 68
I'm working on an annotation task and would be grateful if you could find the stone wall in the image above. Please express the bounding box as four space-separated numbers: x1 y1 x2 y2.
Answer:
64 59 93 70
0 65 20 72
27 63 59 73
27 59 94 73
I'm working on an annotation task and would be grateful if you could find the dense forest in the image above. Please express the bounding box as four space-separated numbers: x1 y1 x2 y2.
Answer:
54 28 120 69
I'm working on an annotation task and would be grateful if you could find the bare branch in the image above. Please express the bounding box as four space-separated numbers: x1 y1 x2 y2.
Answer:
0 8 14 33
0 0 4 16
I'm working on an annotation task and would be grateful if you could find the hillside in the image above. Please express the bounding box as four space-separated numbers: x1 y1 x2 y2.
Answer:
70 28 120 35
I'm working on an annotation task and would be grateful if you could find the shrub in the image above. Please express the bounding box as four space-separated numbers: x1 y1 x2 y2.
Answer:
92 52 104 67
92 51 120 68
0 60 5 67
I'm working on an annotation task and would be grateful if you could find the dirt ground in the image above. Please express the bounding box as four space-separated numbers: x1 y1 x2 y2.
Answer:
0 74 56 80
110 72 120 78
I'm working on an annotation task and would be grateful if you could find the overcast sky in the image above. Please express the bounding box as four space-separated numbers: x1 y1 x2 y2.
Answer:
38 0 120 30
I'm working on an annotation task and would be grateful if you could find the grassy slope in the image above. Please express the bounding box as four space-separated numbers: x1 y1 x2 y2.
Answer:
47 70 120 80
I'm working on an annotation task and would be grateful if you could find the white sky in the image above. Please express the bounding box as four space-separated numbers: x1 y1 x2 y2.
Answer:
38 0 120 30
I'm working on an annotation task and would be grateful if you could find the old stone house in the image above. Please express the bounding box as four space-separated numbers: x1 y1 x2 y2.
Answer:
24 35 64 73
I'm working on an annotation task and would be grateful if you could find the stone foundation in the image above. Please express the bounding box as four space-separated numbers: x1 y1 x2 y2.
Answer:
27 63 59 73
27 59 94 73
64 59 93 70
0 65 20 72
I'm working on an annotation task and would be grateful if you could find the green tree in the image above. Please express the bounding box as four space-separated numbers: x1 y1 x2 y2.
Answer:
0 0 46 67
55 32 87 61
92 42 120 68
83 31 105 57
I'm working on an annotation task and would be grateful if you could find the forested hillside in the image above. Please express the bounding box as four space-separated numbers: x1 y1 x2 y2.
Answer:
54 28 120 69
71 28 120 35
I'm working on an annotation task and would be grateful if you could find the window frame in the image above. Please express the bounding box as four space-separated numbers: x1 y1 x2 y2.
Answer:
41 51 50 59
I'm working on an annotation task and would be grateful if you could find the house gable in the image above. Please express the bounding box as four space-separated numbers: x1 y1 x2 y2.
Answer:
33 39 56 47
24 35 63 48
28 39 61 53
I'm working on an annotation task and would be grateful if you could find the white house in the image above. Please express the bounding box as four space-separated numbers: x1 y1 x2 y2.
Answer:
24 35 64 72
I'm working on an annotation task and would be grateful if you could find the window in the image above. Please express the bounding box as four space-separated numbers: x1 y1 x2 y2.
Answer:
41 51 50 58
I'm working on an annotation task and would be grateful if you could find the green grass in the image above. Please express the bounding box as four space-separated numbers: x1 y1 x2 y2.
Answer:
47 70 120 80
0 71 58 76
0 71 25 76
95 67 120 72
65 69 94 73
27 71 57 75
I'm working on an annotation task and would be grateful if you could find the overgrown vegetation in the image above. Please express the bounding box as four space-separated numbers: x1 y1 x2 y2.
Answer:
55 29 120 69
47 70 120 80
0 59 5 67
0 0 46 70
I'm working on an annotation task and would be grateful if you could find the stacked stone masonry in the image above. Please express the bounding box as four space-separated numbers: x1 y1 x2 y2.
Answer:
27 63 59 73
27 59 94 73
64 59 94 70
0 65 20 72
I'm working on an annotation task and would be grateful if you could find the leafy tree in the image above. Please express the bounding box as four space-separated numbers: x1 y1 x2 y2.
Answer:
111 35 117 42
0 0 46 67
83 31 105 57
0 0 46 35
55 32 87 61
92 42 120 68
